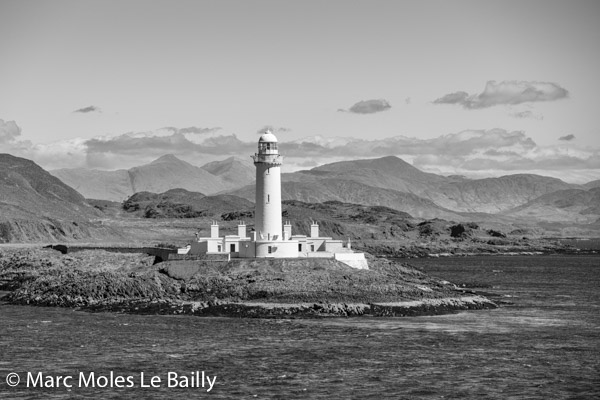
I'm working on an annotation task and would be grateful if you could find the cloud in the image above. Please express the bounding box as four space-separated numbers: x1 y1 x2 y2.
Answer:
86 131 250 155
0 119 85 168
433 81 569 109
0 119 35 155
282 129 538 162
167 126 222 135
282 129 599 183
456 152 600 172
256 125 291 135
345 99 391 114
73 105 101 113
295 159 319 168
2 119 598 183
433 91 469 106
559 134 575 141
0 121 253 170
509 110 543 120
0 119 22 143
79 126 260 169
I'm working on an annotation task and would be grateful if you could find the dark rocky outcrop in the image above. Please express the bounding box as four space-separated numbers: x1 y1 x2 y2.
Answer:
122 189 254 219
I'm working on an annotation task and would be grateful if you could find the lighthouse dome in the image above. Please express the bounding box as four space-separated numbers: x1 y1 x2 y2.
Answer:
259 131 278 143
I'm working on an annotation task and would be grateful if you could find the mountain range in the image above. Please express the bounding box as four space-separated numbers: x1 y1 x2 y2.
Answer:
0 150 593 244
50 155 254 201
280 157 574 213
501 187 600 223
49 154 599 228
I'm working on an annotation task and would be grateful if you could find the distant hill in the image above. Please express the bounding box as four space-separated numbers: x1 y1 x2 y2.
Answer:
281 200 416 240
425 174 576 213
231 178 464 220
122 188 254 218
128 155 228 195
584 179 600 189
50 168 132 202
231 156 584 219
0 154 92 219
308 155 447 193
0 154 119 242
503 187 600 223
278 200 554 257
201 156 255 189
51 154 231 201
282 156 578 214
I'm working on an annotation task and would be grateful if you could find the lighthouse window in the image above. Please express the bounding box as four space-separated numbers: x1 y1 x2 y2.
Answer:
267 194 270 203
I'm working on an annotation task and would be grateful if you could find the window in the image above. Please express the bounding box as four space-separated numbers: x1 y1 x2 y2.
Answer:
217 245 222 252
268 246 272 254
260 142 277 152
267 194 270 203
311 245 315 252
230 244 235 252
298 244 302 251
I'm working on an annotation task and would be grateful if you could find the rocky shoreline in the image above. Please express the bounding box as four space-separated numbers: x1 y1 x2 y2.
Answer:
6 296 496 318
0 247 498 318
153 296 495 318
356 237 593 259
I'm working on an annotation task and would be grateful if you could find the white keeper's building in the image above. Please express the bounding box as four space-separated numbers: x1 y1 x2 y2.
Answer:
181 131 368 269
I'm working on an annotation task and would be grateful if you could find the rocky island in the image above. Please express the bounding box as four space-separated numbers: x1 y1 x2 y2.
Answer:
0 247 496 318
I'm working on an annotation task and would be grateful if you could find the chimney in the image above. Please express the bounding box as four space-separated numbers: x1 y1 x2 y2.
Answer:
211 221 219 238
237 221 247 238
310 221 319 238
283 221 292 240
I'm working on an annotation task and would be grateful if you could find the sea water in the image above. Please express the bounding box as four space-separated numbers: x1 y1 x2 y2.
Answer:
0 255 598 399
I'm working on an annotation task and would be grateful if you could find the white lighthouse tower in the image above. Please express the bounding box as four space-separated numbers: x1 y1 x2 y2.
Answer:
183 129 368 267
252 130 283 241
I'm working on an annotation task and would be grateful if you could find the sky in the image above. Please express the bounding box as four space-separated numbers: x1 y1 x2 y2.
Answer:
1 0 599 183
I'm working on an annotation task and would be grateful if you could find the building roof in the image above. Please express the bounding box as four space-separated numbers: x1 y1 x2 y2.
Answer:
259 130 278 143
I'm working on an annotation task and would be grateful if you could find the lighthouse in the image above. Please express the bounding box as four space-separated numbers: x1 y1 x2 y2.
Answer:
183 128 368 267
252 130 283 241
